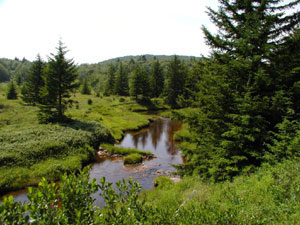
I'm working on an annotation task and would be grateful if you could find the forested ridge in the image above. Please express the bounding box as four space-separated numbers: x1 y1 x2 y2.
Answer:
1 0 300 224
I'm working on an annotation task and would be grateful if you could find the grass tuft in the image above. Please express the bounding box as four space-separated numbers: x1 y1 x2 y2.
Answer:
123 153 143 164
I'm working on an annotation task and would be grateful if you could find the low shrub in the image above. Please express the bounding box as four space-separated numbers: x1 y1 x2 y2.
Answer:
124 153 143 164
1 160 300 224
102 144 153 156
154 176 173 188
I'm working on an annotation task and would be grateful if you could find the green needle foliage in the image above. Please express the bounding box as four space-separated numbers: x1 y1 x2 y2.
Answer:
21 54 45 104
104 63 116 96
165 55 187 108
177 0 300 180
0 64 9 83
130 64 150 99
6 81 18 100
38 41 79 123
80 78 91 95
114 62 129 96
150 60 164 98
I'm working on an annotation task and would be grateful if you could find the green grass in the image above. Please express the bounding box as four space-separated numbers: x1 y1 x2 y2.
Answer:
141 160 300 224
153 176 173 188
0 83 163 193
101 144 153 157
173 123 191 141
66 95 155 139
123 153 143 164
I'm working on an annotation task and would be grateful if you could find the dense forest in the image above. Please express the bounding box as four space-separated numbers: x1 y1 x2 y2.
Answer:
1 0 300 224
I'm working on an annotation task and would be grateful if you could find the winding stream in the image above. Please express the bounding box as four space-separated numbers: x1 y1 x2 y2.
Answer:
1 117 184 205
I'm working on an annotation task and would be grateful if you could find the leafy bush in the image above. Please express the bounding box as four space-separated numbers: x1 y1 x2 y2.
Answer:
154 176 173 188
1 160 300 224
123 153 143 164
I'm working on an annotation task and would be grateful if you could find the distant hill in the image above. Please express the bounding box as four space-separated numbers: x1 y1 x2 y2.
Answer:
98 54 198 64
0 54 200 85
0 58 31 83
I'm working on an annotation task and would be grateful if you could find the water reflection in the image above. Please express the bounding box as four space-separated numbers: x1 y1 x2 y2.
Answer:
90 118 183 206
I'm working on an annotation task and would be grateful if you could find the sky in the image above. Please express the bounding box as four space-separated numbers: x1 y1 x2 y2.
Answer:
0 0 220 64
0 0 298 64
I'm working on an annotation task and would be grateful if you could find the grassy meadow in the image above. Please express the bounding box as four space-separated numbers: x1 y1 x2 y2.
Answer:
140 160 300 224
0 82 166 193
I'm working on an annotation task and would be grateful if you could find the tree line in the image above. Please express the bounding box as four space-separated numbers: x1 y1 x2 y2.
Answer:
174 0 300 181
103 55 192 108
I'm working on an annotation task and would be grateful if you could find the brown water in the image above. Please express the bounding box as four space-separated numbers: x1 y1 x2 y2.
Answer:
90 118 184 206
1 118 184 205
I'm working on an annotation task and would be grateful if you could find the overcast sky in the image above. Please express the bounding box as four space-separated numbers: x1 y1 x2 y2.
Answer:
0 0 298 64
0 0 220 63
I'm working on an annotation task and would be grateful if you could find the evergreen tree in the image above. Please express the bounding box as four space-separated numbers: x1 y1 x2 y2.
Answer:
150 60 164 97
141 68 151 98
165 56 186 108
130 64 143 99
177 60 203 107
130 64 150 99
15 74 22 86
104 64 116 96
21 55 45 104
178 0 300 180
80 78 91 95
0 64 9 82
39 41 78 123
114 63 129 96
7 81 18 99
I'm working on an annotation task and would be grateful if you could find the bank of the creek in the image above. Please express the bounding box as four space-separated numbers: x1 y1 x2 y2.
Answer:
0 117 184 206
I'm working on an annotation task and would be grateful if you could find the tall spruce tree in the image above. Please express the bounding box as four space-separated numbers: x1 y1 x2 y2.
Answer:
114 63 129 96
130 64 143 99
6 80 18 100
80 78 91 95
0 64 9 82
130 64 151 99
141 67 151 98
39 41 78 123
177 60 203 107
178 0 300 180
104 64 116 96
165 56 186 108
21 54 45 104
150 60 164 98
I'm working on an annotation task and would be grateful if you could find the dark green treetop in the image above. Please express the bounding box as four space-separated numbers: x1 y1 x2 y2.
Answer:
80 78 91 95
7 80 18 100
21 54 45 104
104 64 116 96
150 60 164 98
177 0 300 180
39 41 78 123
165 55 187 108
114 62 129 96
